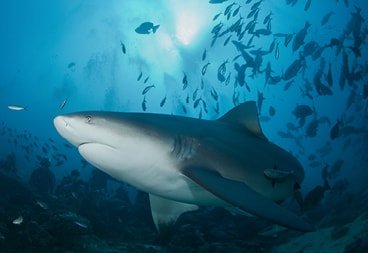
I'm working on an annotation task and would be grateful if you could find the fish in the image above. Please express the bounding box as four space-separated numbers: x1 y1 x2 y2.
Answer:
321 12 334 26
212 13 222 21
232 5 241 16
60 99 67 110
223 35 232 46
193 98 202 109
328 160 344 179
71 192 78 199
202 62 211 76
202 49 207 61
263 12 273 24
303 41 319 57
12 215 23 225
293 105 313 118
303 167 330 211
257 91 264 113
120 41 126 54
135 22 160 34
209 0 228 3
217 60 228 82
224 2 236 16
269 106 276 117
143 76 150 84
283 58 303 81
293 105 313 127
284 34 294 47
275 42 280 59
182 73 188 90
54 101 315 232
292 22 310 52
326 63 333 87
250 0 263 11
304 0 312 11
181 104 187 114
35 200 48 210
210 88 219 101
137 72 143 81
142 85 155 95
330 119 342 140
192 88 200 101
68 62 76 69
284 80 294 91
160 96 167 107
305 119 319 138
8 105 27 111
74 221 88 229
141 96 147 111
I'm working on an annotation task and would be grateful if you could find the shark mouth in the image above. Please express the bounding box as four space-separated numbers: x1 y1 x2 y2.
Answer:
78 142 117 151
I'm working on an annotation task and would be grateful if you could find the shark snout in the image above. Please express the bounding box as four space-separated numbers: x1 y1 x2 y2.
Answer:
54 115 68 129
54 115 86 147
54 115 69 136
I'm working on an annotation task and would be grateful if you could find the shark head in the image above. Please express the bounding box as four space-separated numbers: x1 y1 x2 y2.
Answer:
54 112 175 189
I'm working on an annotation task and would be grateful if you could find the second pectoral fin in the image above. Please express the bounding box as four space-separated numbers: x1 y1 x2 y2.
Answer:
182 166 315 232
149 194 198 232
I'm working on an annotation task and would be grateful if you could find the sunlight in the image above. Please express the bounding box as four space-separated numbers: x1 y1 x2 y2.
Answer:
170 1 214 46
175 11 201 45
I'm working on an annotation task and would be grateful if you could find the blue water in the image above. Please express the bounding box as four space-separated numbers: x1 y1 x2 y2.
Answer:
0 0 367 252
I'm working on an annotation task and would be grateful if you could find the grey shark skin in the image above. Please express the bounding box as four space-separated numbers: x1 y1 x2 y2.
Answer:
54 101 315 232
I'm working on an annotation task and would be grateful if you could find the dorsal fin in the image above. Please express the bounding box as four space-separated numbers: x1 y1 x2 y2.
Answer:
218 101 265 138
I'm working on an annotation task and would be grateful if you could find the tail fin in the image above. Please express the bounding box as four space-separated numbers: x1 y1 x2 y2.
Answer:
152 25 160 33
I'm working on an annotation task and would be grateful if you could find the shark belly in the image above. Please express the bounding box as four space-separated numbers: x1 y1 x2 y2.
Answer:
78 142 226 206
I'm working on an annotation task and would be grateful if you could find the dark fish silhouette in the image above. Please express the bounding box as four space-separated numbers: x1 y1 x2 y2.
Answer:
135 22 160 34
160 96 167 107
330 119 342 140
209 0 228 4
120 41 126 54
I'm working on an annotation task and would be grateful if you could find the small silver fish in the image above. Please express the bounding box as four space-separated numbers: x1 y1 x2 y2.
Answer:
71 192 78 199
35 200 48 210
8 105 27 111
275 43 280 59
60 99 67 110
74 221 88 229
12 215 23 225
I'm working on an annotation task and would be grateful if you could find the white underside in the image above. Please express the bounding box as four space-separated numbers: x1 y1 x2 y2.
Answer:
78 142 226 206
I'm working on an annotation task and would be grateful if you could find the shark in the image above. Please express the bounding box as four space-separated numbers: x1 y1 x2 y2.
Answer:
53 101 315 232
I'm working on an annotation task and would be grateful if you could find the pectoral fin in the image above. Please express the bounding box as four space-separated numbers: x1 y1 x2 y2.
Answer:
149 194 198 232
182 166 315 232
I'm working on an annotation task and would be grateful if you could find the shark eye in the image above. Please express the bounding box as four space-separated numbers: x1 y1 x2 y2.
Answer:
85 115 92 123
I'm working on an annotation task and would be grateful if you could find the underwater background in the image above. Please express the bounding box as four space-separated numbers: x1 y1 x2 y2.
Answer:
0 0 368 252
